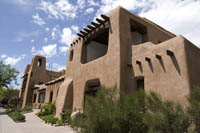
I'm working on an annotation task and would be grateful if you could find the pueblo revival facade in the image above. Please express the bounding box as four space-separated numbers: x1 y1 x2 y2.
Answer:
19 6 200 118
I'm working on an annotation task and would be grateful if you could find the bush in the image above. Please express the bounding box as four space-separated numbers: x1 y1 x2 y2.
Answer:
61 109 72 123
43 114 58 125
8 111 25 122
70 86 191 133
188 88 200 131
144 92 190 133
38 102 55 116
22 106 32 112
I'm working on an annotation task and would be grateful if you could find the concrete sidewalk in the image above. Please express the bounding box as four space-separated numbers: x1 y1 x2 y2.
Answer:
0 108 74 133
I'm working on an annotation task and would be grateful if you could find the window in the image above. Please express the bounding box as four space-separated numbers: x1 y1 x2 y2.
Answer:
37 59 42 67
81 27 109 64
85 79 101 96
69 50 74 61
49 91 53 102
33 94 37 103
136 78 144 90
130 19 147 45
39 91 45 103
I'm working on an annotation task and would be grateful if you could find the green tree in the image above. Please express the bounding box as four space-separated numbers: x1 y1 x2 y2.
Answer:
0 61 19 89
0 87 5 99
188 88 200 132
71 87 191 133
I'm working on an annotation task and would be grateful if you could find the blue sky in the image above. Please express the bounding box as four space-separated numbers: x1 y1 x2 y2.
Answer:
0 0 200 88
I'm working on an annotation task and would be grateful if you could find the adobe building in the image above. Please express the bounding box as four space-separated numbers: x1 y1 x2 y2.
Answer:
19 6 200 118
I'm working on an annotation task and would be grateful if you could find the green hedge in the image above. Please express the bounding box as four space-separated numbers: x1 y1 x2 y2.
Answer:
22 106 32 112
43 114 58 125
70 86 191 133
8 111 25 122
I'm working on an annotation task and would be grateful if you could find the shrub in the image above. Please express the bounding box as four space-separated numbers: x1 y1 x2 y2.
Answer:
61 109 72 123
43 114 58 125
188 88 200 131
56 120 64 126
144 92 191 133
38 102 55 116
70 86 191 133
22 106 32 112
8 111 25 122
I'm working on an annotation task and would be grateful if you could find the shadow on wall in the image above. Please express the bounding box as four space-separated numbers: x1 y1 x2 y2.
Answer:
167 50 181 75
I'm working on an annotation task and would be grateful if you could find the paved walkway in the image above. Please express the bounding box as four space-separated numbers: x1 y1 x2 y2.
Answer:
0 108 74 133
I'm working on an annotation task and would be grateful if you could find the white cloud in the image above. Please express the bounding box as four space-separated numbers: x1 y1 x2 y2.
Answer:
31 39 34 43
51 26 60 39
60 27 76 46
59 46 69 54
94 0 200 47
53 63 65 71
95 0 148 17
32 13 46 26
77 0 85 9
31 44 57 58
44 37 48 42
2 54 26 66
39 0 78 20
71 25 79 33
86 8 94 14
139 0 200 47
88 0 99 6
45 27 50 32
1 54 7 58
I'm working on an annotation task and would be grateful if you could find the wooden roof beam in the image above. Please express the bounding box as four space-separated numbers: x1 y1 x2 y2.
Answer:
77 33 84 38
101 14 109 21
80 31 87 35
96 18 104 24
87 25 95 30
83 28 91 33
91 22 100 27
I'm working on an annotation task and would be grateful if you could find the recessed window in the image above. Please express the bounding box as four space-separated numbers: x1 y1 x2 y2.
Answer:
39 91 45 103
130 19 147 45
69 50 74 61
33 94 37 103
49 91 53 102
136 78 144 90
85 79 101 96
37 59 42 67
81 27 109 64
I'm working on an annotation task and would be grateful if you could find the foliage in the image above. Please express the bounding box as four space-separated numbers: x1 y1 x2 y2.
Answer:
38 102 55 116
22 106 32 113
56 120 64 126
3 89 19 100
43 114 58 125
144 92 190 133
0 87 5 99
8 111 25 122
0 61 19 89
70 86 191 133
61 109 72 123
188 88 200 132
